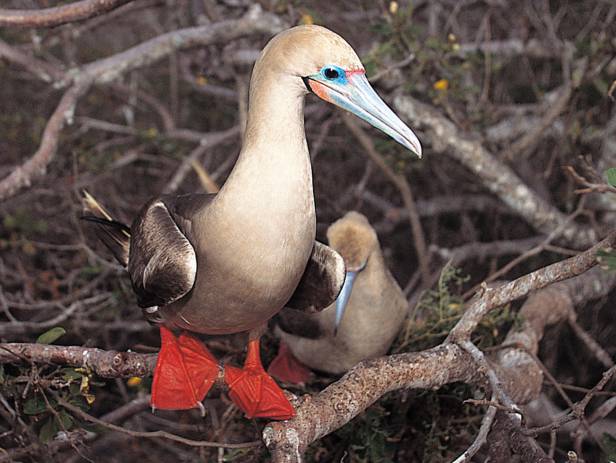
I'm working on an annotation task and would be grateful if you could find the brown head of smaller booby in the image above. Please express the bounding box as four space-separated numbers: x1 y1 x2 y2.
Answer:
326 212 379 332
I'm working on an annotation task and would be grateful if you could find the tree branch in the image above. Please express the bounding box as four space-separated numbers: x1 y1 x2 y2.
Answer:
393 95 596 247
0 343 156 378
59 5 286 87
0 0 133 28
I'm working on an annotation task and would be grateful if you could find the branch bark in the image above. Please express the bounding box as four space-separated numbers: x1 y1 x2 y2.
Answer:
393 95 596 247
0 0 133 28
0 5 285 201
0 343 156 378
2 232 614 461
59 5 285 87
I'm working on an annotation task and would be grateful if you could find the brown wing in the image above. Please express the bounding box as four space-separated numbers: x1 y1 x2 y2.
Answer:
274 307 325 339
127 197 205 308
285 241 345 313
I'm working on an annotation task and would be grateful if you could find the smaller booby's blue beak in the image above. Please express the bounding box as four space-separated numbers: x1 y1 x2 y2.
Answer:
334 270 357 335
306 67 422 158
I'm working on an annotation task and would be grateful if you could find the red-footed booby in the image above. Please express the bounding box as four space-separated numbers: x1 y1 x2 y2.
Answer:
81 25 421 420
269 212 408 383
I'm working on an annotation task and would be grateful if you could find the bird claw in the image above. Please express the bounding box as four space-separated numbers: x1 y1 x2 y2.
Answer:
267 342 313 385
151 326 219 411
225 340 295 420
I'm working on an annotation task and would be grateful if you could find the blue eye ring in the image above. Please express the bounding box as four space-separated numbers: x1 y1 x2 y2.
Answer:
320 65 346 82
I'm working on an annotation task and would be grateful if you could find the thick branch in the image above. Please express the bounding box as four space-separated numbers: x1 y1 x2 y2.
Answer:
60 5 285 87
0 343 156 378
448 230 616 342
393 95 596 247
263 344 474 462
0 0 133 28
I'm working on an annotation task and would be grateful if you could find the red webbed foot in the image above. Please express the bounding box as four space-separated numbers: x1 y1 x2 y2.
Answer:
267 342 313 385
151 326 219 412
225 339 295 420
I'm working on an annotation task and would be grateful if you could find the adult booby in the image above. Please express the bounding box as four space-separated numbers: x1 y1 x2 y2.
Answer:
82 25 421 420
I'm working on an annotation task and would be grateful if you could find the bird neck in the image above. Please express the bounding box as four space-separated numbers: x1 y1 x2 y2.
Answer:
242 71 308 154
210 69 315 234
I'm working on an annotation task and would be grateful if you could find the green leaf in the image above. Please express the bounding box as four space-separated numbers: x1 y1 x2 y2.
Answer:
36 327 65 344
605 168 616 188
39 417 58 442
597 250 616 271
602 433 616 460
56 411 73 431
23 396 47 415
60 368 83 382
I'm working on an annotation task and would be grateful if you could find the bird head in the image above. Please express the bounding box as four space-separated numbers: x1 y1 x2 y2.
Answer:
254 25 422 157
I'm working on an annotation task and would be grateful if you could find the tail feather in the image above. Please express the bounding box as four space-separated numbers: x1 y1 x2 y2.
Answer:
81 190 131 267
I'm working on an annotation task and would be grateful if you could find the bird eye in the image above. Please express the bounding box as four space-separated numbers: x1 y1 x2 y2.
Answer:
323 67 340 80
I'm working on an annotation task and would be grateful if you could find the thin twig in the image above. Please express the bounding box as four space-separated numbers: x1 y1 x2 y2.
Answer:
451 394 498 463
0 81 92 201
57 397 262 449
342 113 430 285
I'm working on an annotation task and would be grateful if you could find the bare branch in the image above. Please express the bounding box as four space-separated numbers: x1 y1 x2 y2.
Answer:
60 5 286 87
393 95 596 247
0 343 156 378
0 0 133 28
343 113 431 285
448 231 616 342
0 39 65 82
456 39 571 59
57 397 261 449
263 344 474 462
452 394 498 463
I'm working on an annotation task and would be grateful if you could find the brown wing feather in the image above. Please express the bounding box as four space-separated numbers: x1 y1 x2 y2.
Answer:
128 199 197 308
285 241 345 313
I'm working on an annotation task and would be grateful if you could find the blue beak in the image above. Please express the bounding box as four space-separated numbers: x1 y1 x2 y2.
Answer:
307 71 422 158
334 270 357 335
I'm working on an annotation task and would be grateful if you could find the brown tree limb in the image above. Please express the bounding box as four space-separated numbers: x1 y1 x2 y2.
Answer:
262 344 475 462
393 95 596 247
0 81 91 202
448 230 616 342
0 0 133 28
0 5 284 201
456 38 572 59
0 39 65 82
59 5 286 87
0 343 156 378
2 235 614 461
